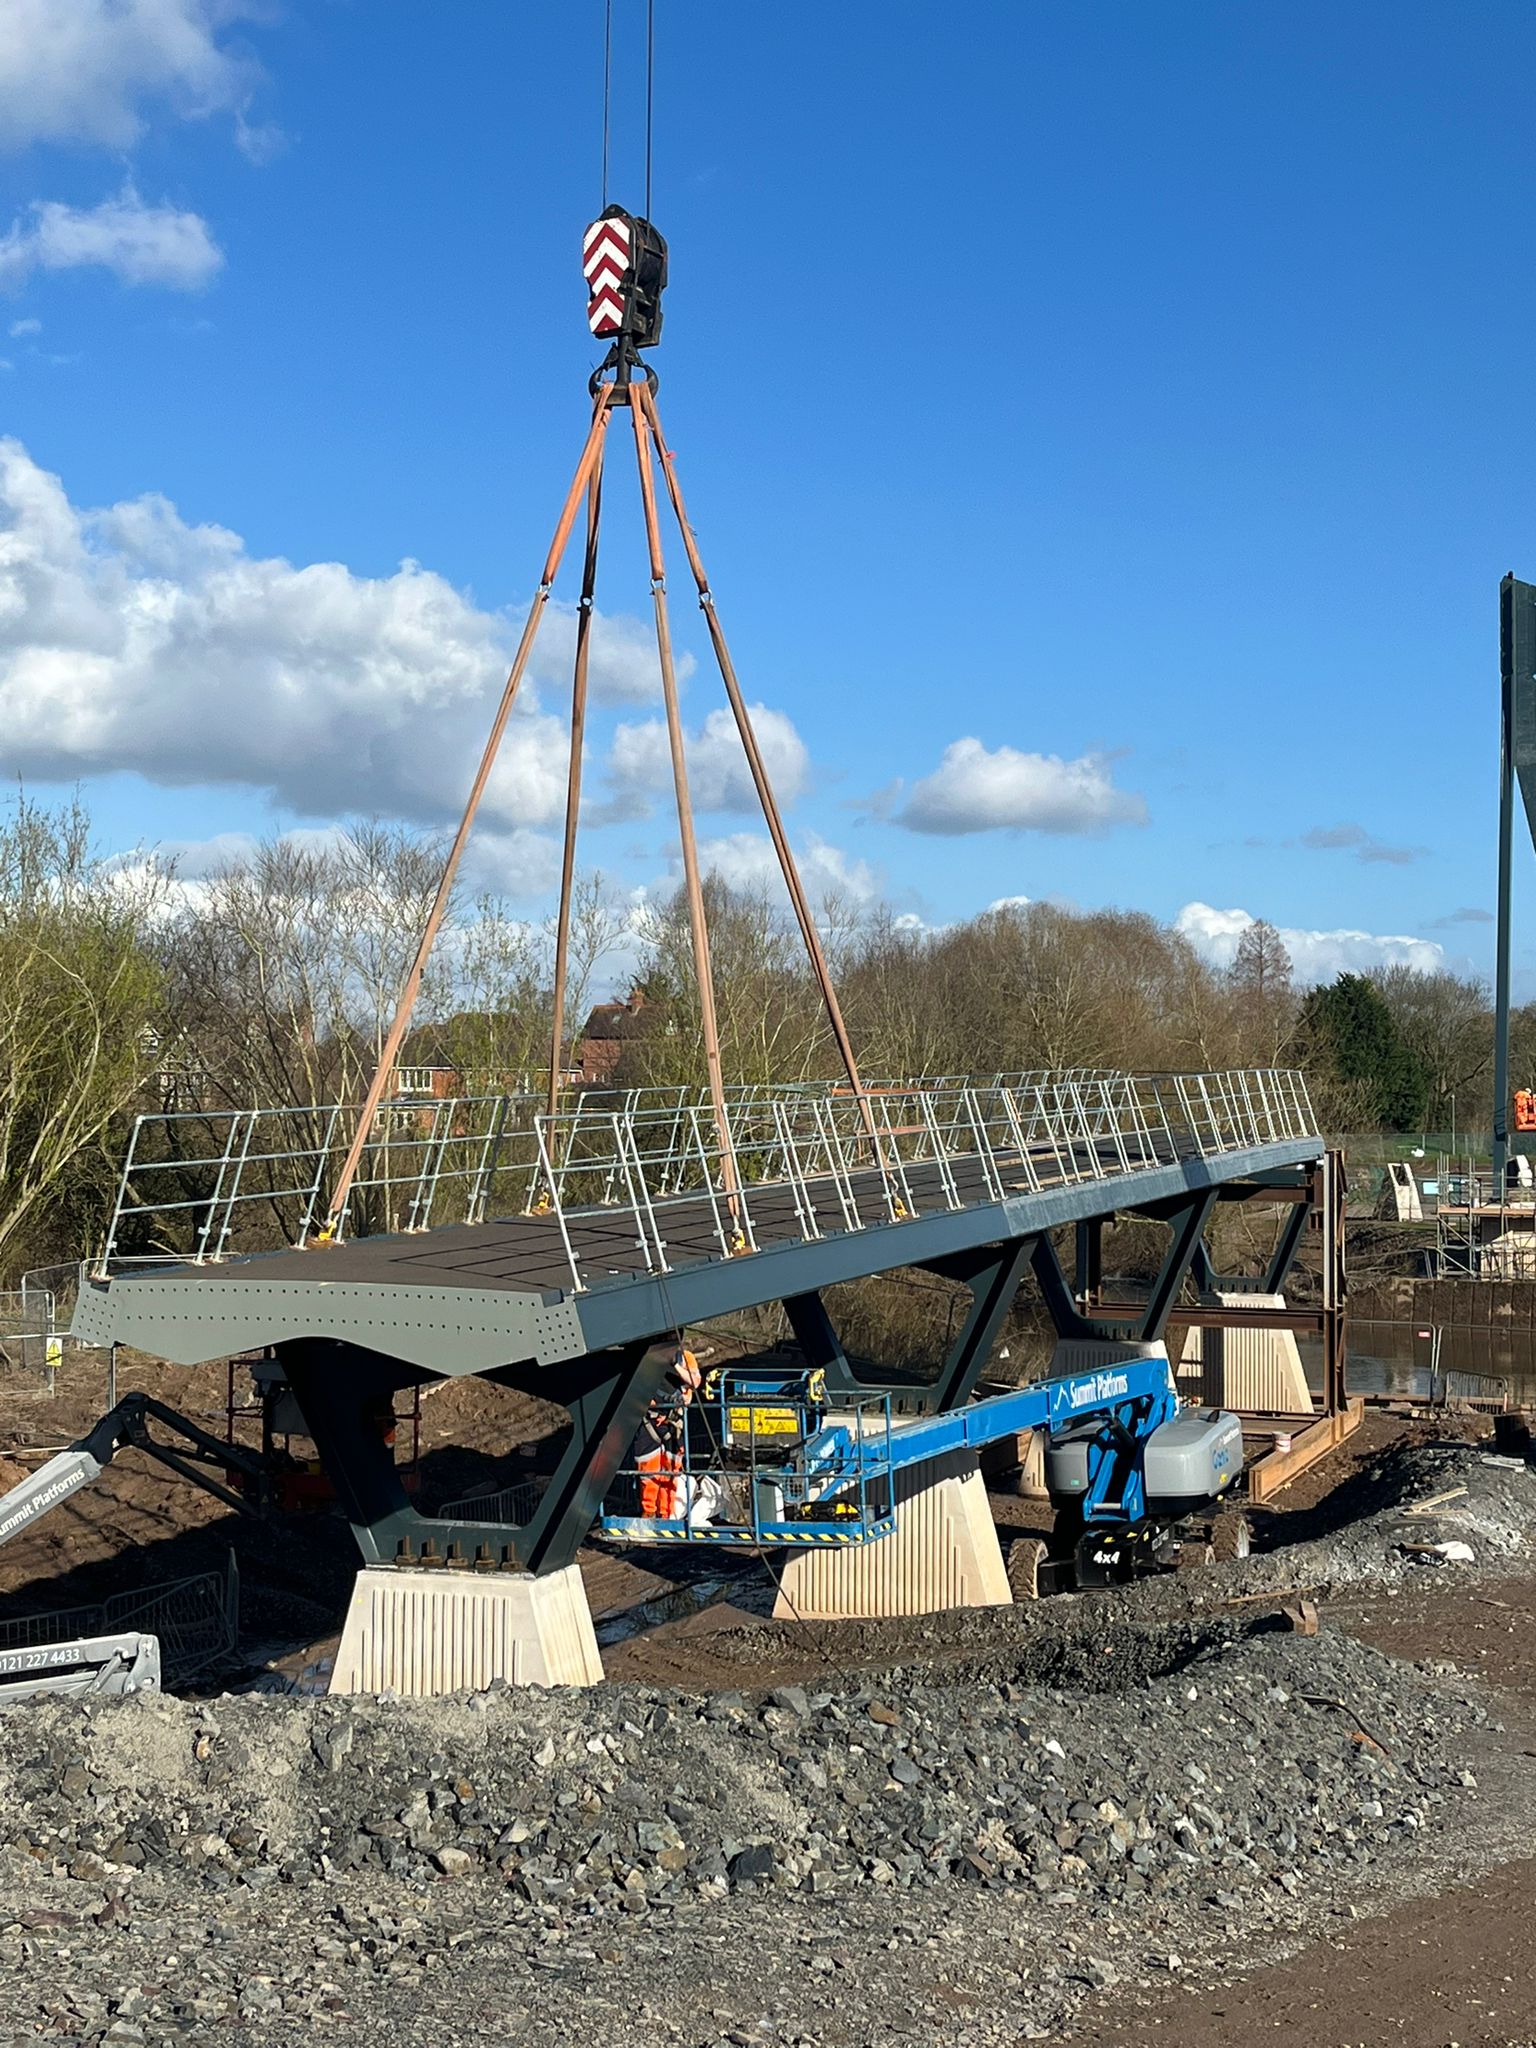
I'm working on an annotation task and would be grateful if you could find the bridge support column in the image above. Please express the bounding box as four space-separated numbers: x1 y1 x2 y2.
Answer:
330 1561 602 1696
1176 1194 1315 1411
783 1291 857 1396
772 1448 1010 1622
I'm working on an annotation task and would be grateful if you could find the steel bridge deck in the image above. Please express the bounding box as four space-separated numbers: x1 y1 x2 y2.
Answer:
68 1071 1323 1574
75 1133 1321 1375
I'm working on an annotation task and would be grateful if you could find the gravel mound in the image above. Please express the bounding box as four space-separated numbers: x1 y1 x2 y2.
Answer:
1294 1436 1536 1580
0 1618 1488 1919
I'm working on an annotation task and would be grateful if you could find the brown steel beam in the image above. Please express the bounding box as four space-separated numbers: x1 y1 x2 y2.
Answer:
1095 1304 1329 1332
1246 1396 1364 1505
322 387 617 1241
546 404 608 1124
1319 1146 1348 1418
628 384 740 1210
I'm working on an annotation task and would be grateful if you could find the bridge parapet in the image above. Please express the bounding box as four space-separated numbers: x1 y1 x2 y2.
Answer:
99 1068 1317 1295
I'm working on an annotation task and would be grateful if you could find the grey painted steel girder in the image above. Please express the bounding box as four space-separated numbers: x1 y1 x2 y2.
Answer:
72 1136 1323 1377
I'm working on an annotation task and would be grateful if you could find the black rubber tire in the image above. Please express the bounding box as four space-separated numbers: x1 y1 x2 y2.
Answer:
1007 1535 1048 1601
1207 1512 1252 1564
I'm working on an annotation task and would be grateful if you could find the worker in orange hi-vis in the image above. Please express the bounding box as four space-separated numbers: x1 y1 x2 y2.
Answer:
671 1340 702 1398
1516 1090 1536 1134
632 1340 702 1519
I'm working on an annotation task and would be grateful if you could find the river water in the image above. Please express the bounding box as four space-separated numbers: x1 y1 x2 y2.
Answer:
1339 1320 1536 1404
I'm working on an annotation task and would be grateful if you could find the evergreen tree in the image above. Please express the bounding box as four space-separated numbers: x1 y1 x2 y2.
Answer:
1299 972 1429 1130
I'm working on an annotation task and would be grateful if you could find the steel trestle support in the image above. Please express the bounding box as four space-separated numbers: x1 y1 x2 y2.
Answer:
783 1238 1035 1417
275 1198 1208 1578
917 1238 1037 1410
280 1336 665 1575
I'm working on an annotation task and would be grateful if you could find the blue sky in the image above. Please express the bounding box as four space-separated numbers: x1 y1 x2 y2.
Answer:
2 1 1533 988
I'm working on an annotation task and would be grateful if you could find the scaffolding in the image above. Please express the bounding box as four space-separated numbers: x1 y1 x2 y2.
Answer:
1434 1155 1536 1276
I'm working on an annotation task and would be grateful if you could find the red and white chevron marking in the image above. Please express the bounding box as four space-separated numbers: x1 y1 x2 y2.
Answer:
583 216 631 337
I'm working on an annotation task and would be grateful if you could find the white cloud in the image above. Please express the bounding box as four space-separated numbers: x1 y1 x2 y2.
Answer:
0 0 262 152
535 606 683 708
892 737 1147 837
8 317 38 338
987 894 1032 912
108 821 566 922
1175 902 1447 985
0 438 589 832
606 704 810 816
0 188 223 292
686 830 880 905
460 827 562 901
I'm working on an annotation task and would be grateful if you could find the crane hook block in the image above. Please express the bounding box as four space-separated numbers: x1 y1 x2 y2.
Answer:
583 206 668 349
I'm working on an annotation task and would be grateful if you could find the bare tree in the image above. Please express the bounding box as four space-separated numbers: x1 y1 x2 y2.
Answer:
1231 920 1291 1000
439 873 627 1089
165 823 447 1113
1370 964 1491 1127
623 878 834 1088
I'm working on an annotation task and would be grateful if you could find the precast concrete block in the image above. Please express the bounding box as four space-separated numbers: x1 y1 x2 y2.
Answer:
1177 1294 1311 1412
329 1562 603 1696
1049 1336 1170 1375
772 1448 1010 1623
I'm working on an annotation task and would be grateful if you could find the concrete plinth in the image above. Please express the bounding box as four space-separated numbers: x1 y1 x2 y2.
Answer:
772 1449 1010 1623
1049 1336 1171 1376
330 1563 603 1696
1177 1293 1310 1411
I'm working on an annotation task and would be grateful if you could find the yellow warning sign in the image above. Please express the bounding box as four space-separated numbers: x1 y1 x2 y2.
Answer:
726 1405 799 1438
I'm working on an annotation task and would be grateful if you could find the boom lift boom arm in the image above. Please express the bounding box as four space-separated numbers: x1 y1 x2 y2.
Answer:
0 1394 266 1551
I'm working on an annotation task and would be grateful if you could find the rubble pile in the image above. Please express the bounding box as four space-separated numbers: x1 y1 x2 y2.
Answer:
0 1620 1488 1918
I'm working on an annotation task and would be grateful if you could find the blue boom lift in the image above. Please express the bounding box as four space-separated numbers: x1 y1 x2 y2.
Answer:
599 1353 1244 1590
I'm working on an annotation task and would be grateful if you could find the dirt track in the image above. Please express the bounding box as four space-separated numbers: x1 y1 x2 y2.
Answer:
1078 1570 1536 2048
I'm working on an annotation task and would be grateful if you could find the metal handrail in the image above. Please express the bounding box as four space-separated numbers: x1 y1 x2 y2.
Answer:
95 1069 1318 1297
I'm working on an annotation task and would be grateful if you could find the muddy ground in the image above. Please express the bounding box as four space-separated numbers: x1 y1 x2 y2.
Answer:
1 1356 1535 2043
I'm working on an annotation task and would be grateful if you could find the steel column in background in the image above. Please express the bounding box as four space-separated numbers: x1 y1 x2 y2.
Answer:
1496 575 1519 1185
1319 1147 1348 1418
1073 1217 1103 1308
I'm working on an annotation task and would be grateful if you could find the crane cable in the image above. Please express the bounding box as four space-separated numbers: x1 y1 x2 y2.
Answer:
601 0 612 207
600 0 655 218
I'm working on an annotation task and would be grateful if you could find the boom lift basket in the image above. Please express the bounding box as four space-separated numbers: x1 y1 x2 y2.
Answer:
600 1366 897 1547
